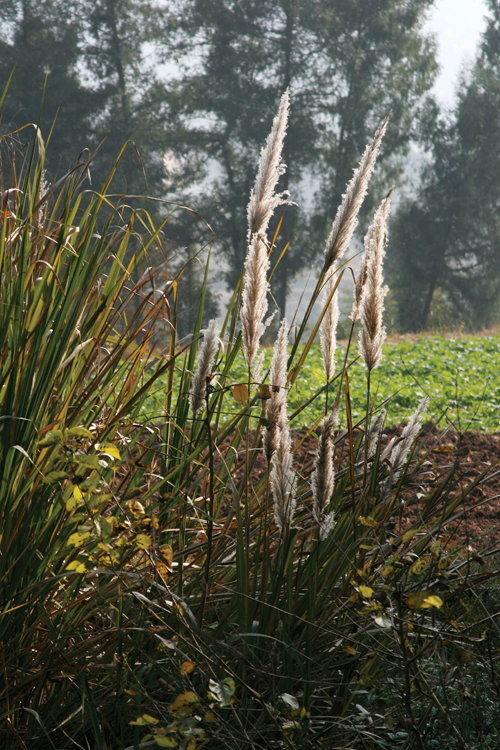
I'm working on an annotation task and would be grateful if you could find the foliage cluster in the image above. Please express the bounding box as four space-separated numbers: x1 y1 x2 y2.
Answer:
0 112 498 750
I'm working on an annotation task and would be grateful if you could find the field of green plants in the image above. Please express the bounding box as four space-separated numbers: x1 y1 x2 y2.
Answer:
1 95 499 750
143 335 500 432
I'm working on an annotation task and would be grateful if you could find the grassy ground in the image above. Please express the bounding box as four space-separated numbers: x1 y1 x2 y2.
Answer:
142 333 500 432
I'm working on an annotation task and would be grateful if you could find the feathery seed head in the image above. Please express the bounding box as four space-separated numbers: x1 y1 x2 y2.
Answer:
311 408 338 539
271 422 296 533
263 318 289 462
190 319 219 416
241 90 290 369
365 408 387 459
358 188 393 371
241 231 270 368
324 115 389 269
389 397 429 478
383 397 429 498
320 269 340 381
247 89 290 240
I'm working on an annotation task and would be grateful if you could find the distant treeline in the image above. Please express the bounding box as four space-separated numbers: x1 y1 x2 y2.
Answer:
1 0 498 331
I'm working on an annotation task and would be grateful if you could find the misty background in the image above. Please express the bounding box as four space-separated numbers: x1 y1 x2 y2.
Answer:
0 0 498 335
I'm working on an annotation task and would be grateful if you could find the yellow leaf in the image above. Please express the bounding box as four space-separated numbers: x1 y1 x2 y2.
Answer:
168 691 200 718
66 560 86 573
358 585 374 599
129 500 146 516
136 534 152 550
160 545 173 566
344 645 356 655
141 714 159 725
233 383 249 404
67 531 90 547
359 515 379 528
402 529 418 544
66 485 85 512
66 426 94 439
410 558 428 575
129 714 159 726
96 442 121 460
407 591 443 609
422 595 443 609
434 442 455 453
180 660 196 677
203 711 215 723
156 561 169 585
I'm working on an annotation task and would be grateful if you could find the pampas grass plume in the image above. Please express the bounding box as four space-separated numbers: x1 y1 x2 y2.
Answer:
311 408 338 539
241 90 290 369
247 89 290 240
320 270 340 381
263 317 289 463
324 115 389 269
389 397 429 481
265 318 296 532
190 319 219 417
358 188 393 371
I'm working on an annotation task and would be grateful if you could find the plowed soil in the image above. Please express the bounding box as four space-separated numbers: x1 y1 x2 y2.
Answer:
318 423 500 551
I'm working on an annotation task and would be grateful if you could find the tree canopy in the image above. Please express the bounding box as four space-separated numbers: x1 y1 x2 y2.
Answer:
161 0 438 315
388 0 500 331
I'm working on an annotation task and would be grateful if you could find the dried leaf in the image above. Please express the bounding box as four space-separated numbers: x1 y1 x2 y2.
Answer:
233 383 249 404
180 660 196 677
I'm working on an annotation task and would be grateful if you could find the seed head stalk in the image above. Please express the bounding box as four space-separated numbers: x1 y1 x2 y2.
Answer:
237 91 290 633
291 115 389 385
355 189 393 483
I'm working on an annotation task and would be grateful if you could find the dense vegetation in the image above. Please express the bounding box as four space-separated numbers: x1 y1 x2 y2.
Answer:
143 335 500 433
1 93 498 749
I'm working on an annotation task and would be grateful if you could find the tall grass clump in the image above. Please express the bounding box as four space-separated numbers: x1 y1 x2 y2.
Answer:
1 99 498 750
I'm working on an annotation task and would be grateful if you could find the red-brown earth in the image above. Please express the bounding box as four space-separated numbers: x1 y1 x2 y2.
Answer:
292 422 500 552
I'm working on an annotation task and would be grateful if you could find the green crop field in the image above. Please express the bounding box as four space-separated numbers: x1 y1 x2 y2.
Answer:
143 334 500 432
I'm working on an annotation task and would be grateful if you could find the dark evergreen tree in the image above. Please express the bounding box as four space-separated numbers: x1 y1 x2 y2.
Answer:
389 0 500 331
161 0 437 316
80 0 170 195
0 0 97 176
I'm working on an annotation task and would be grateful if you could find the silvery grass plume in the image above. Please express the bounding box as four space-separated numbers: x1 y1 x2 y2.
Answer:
241 232 271 371
383 397 429 496
190 319 219 417
311 407 338 540
364 407 387 460
319 116 389 380
241 90 290 370
247 89 290 240
324 115 389 270
320 269 340 381
358 189 393 371
271 423 296 533
266 319 296 532
263 318 289 463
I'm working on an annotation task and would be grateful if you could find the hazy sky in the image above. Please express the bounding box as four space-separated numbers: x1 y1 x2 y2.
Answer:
426 0 488 105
